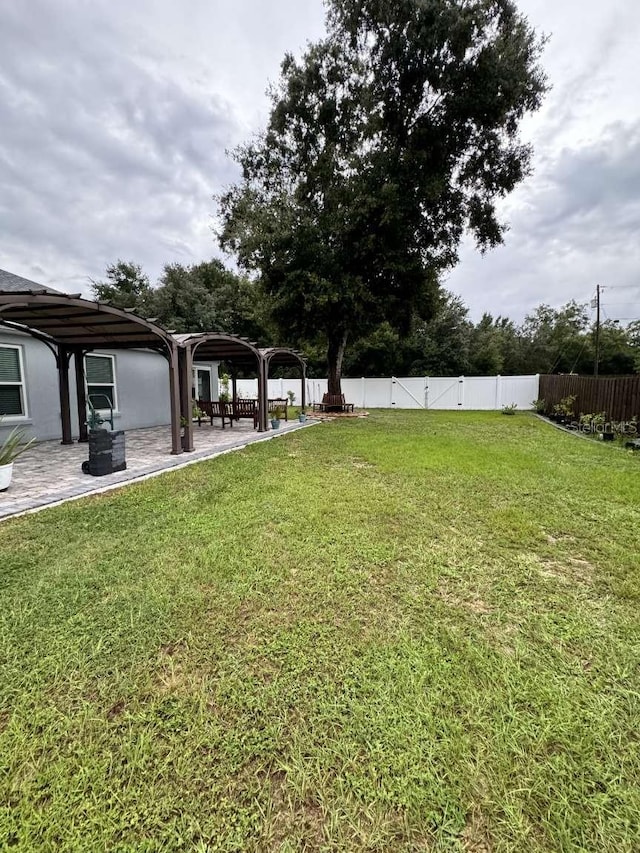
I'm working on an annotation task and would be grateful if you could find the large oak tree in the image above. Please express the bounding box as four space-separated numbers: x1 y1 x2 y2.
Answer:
220 0 548 393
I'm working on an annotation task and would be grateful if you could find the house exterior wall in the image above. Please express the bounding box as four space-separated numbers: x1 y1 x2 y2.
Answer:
0 329 219 442
0 329 64 441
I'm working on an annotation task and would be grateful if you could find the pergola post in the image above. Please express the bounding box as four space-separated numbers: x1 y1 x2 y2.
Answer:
258 356 268 433
74 350 89 442
178 345 194 452
168 345 182 455
231 371 238 405
301 363 306 410
56 346 73 445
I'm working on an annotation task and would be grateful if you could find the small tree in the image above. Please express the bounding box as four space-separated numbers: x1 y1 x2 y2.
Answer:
219 0 547 393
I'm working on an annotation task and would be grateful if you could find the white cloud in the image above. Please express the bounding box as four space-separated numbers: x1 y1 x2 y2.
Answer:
447 122 640 322
448 0 640 320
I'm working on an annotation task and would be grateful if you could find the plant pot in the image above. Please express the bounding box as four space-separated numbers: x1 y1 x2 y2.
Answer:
0 462 13 492
298 414 307 423
602 431 615 442
270 419 280 430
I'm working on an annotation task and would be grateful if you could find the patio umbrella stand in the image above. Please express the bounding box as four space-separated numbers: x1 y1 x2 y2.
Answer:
81 429 126 476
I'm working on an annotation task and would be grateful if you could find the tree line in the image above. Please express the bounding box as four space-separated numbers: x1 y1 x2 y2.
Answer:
92 260 640 378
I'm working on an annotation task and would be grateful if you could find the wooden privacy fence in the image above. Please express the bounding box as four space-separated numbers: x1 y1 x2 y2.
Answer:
539 375 640 421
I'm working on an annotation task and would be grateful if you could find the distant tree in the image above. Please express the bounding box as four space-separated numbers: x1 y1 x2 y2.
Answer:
596 321 636 375
344 322 405 377
520 301 591 374
219 0 547 394
93 259 272 340
493 316 529 374
626 321 640 373
468 313 505 374
404 292 472 376
151 260 272 340
90 260 154 315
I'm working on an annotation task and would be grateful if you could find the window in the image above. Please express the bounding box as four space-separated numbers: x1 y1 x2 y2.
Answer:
85 354 117 410
0 345 27 417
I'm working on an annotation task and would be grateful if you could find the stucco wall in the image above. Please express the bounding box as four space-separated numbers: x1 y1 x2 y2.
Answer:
0 329 219 442
1 329 64 441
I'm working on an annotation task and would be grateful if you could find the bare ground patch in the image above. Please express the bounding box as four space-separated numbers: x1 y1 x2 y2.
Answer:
260 768 326 851
461 807 493 852
437 583 492 617
537 556 594 585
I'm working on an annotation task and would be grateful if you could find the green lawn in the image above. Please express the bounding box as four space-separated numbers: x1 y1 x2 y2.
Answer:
1 411 639 852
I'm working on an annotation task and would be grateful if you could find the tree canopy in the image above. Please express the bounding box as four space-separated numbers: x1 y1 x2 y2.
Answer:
90 259 270 340
91 258 640 379
218 0 547 392
91 261 154 315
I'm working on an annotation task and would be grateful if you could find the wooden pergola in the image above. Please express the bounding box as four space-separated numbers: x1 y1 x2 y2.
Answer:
260 345 307 419
0 290 183 454
0 286 307 456
174 333 307 452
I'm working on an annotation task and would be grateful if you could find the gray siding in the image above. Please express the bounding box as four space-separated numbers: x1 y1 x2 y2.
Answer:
0 330 218 441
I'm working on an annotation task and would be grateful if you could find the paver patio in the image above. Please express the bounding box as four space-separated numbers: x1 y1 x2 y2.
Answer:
0 419 311 521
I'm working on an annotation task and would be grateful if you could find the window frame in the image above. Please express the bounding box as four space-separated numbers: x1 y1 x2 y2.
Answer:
0 343 29 420
85 353 118 412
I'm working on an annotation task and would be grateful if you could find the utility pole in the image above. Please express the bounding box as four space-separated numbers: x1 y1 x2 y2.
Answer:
594 284 601 378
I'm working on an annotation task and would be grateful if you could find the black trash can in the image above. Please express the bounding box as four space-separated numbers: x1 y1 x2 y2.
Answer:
82 429 126 476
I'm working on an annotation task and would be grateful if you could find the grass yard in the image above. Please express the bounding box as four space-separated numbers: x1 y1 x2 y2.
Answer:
1 411 639 852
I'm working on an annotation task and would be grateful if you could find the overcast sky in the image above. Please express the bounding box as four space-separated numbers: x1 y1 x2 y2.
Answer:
1 0 639 323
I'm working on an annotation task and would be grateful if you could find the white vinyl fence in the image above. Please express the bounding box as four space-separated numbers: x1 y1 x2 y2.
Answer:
231 374 540 411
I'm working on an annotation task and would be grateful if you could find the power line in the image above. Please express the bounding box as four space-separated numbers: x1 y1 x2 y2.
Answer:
549 303 595 374
569 333 591 374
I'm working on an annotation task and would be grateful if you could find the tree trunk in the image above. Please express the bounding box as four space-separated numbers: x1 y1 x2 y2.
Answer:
327 330 349 395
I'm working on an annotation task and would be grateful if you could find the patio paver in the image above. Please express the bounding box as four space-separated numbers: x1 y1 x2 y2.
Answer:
0 419 314 522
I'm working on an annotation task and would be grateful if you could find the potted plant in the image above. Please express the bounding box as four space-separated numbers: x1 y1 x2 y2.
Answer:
550 403 563 423
270 406 283 429
602 420 615 441
586 411 611 440
0 421 36 492
552 395 577 425
218 372 231 404
287 389 296 407
298 406 307 423
579 413 594 434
